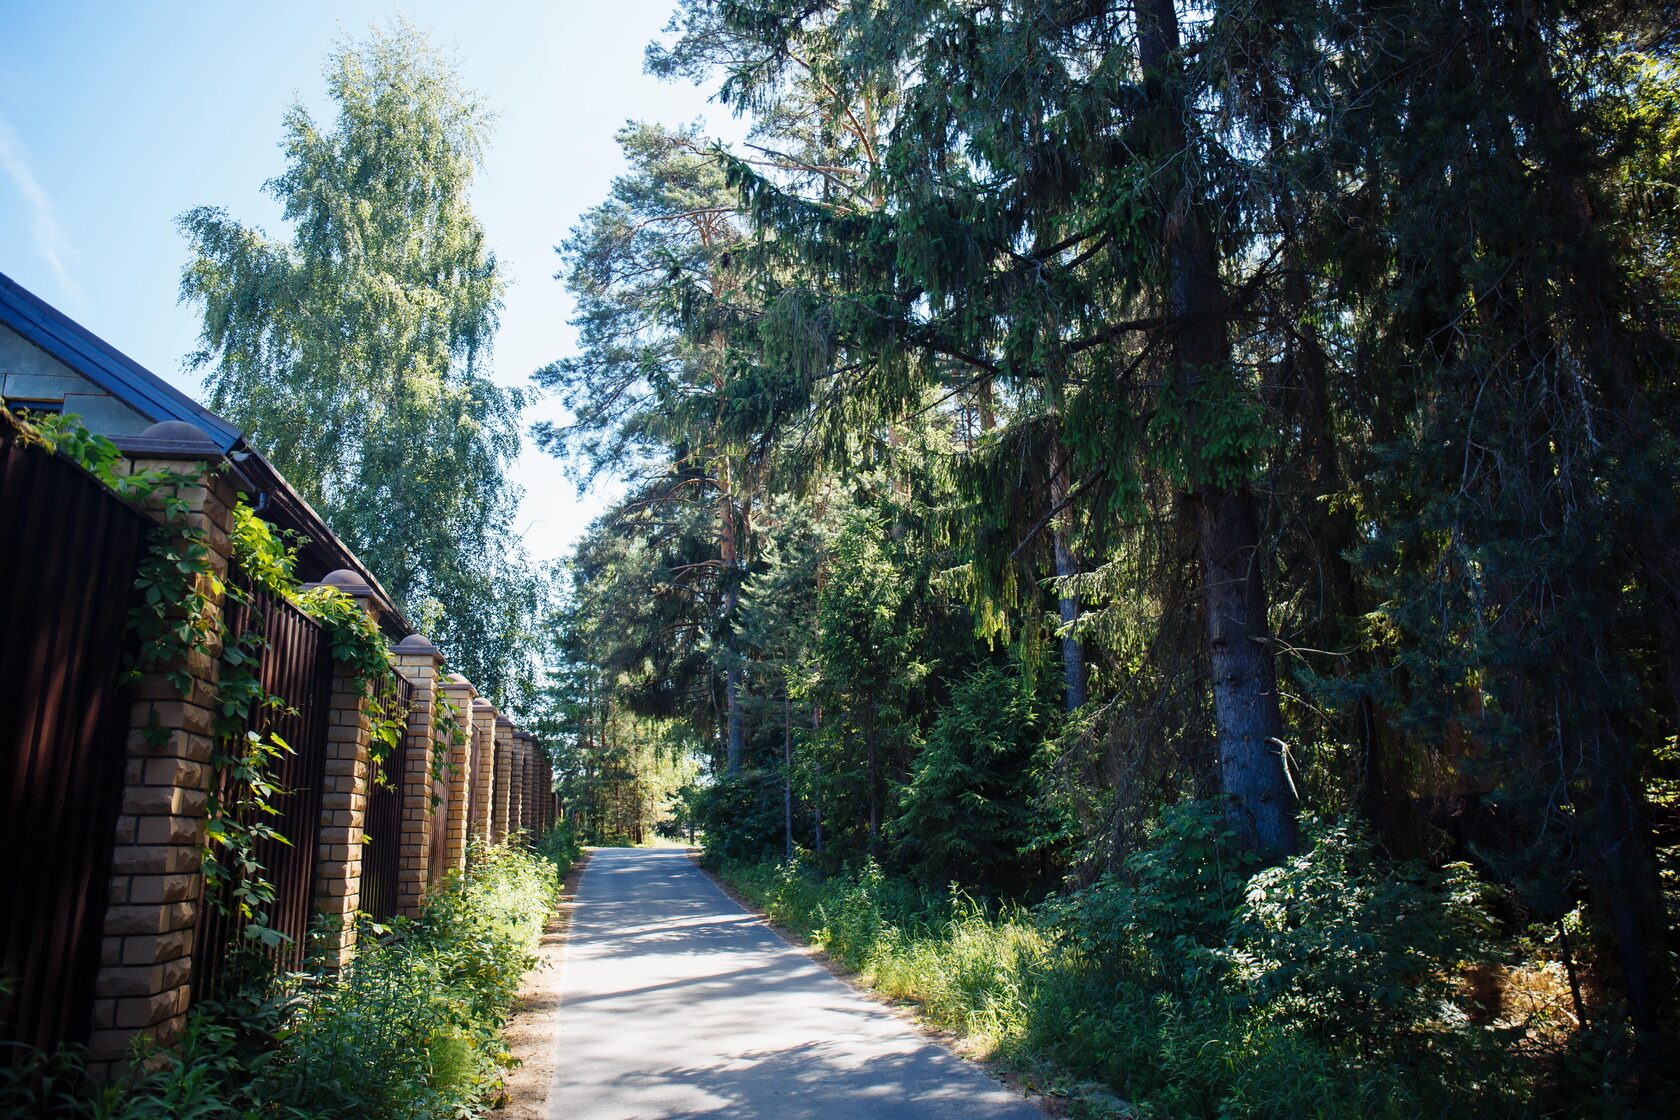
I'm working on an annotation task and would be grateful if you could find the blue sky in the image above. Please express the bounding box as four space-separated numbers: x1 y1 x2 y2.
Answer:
0 0 739 565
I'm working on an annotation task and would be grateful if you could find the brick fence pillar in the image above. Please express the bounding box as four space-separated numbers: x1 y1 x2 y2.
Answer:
530 745 542 834
492 717 514 843
470 698 498 843
88 422 235 1073
392 635 442 917
517 734 530 835
525 737 540 834
541 749 554 833
540 748 551 831
311 569 379 966
437 673 477 877
509 731 527 839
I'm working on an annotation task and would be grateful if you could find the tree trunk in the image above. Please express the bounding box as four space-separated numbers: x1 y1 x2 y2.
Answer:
865 703 880 855
1050 445 1087 711
725 652 744 774
812 704 824 856
784 690 795 861
721 489 745 775
1139 0 1296 856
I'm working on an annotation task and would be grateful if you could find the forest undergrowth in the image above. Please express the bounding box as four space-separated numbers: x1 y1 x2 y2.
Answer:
718 804 1634 1119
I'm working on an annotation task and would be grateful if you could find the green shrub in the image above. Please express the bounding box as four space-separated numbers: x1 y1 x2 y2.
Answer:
892 665 1061 897
718 808 1539 1118
534 821 582 877
271 842 556 1117
693 772 787 861
3 842 557 1120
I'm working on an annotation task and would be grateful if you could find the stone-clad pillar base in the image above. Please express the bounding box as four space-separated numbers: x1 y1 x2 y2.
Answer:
310 569 380 967
438 674 477 875
88 424 236 1076
393 635 443 916
492 716 515 844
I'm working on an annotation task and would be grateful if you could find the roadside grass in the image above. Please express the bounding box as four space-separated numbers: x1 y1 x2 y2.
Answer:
714 812 1581 1119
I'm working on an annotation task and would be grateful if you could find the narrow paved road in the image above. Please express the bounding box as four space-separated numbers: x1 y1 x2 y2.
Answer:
546 847 1044 1120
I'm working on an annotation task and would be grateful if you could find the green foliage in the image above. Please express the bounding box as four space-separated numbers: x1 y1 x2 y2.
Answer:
693 771 787 861
10 410 166 499
1227 822 1495 1047
178 21 547 708
2 844 557 1120
893 664 1061 896
295 583 407 763
533 822 582 876
548 0 1680 1101
721 811 1538 1118
268 843 556 1117
1044 802 1265 981
200 502 406 950
127 516 220 706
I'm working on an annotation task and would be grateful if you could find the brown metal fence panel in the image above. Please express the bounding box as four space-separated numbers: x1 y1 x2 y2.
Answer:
191 580 333 998
0 423 151 1055
359 673 412 921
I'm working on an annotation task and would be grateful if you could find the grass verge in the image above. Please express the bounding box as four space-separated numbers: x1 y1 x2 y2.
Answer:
714 812 1623 1120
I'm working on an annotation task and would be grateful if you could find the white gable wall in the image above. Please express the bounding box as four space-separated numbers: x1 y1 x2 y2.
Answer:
0 322 150 435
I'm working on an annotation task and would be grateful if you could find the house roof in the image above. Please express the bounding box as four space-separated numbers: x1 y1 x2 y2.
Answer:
0 270 411 636
0 271 243 449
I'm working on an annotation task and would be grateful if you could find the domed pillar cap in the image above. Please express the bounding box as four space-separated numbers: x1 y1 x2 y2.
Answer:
114 420 222 459
319 568 375 598
394 634 441 657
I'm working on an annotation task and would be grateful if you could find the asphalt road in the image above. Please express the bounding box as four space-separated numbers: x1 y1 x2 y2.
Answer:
545 847 1045 1120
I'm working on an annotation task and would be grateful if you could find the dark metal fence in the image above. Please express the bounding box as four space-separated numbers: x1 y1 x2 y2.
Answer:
0 422 150 1055
359 673 413 920
191 579 334 998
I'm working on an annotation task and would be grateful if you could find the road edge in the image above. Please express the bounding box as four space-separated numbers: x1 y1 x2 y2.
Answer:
496 848 593 1119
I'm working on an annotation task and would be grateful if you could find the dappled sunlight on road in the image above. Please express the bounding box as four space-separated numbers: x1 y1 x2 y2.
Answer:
548 848 1042 1120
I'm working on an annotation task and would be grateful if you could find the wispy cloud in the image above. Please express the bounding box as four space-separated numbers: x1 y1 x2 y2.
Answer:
0 108 85 311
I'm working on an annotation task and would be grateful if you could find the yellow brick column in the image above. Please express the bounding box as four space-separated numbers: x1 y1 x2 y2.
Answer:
526 734 541 834
508 731 527 840
88 422 234 1073
392 635 443 917
437 673 477 876
470 698 498 843
541 747 552 831
311 569 380 966
525 735 541 835
492 716 515 843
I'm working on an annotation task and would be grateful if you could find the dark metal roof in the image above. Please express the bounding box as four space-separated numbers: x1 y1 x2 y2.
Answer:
0 270 411 636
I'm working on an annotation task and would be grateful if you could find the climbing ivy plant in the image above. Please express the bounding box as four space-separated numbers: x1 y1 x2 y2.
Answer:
10 407 408 950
